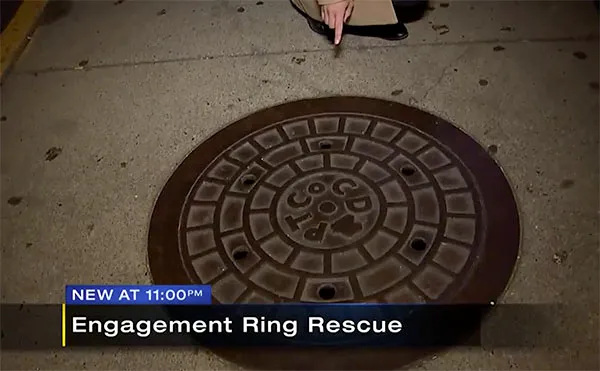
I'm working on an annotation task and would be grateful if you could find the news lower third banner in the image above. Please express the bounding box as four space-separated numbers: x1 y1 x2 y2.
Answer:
1 304 569 349
0 285 569 349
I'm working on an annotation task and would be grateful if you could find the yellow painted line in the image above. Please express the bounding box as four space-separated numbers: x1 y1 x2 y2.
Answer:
62 303 66 347
0 0 47 80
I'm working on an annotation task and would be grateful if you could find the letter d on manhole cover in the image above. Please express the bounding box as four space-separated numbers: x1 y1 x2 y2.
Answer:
148 97 520 369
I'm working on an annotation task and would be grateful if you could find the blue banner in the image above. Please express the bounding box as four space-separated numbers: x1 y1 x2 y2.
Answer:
65 285 211 305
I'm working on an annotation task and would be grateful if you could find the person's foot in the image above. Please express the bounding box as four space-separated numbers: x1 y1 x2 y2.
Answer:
306 18 408 41
351 23 409 41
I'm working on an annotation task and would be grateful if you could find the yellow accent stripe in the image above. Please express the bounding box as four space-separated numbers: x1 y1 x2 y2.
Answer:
62 303 66 347
0 0 47 80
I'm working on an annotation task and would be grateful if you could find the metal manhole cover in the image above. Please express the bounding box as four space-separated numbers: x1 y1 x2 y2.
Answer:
148 96 520 370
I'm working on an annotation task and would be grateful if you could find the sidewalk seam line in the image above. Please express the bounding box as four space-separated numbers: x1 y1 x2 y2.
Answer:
14 34 599 76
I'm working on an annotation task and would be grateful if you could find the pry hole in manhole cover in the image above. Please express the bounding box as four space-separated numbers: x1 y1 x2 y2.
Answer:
148 96 520 370
318 140 333 149
240 174 257 186
232 246 250 261
317 284 337 300
400 165 416 176
410 238 427 251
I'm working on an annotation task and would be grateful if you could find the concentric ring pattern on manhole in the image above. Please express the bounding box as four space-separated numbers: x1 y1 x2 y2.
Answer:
148 97 520 370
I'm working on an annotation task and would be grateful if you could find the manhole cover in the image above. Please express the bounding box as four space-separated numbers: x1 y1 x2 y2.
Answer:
148 97 520 369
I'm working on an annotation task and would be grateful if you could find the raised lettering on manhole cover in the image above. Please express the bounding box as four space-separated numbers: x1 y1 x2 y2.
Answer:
148 97 520 370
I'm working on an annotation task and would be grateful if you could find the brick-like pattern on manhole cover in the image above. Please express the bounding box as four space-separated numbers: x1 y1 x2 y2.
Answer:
148 97 520 369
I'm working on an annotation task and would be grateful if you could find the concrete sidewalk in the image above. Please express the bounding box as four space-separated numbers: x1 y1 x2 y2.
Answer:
1 0 598 369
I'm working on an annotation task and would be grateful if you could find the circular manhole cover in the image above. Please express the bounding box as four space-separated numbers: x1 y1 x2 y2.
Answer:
148 97 520 369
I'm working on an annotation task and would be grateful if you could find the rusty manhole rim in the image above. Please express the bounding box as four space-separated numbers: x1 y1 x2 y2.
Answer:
147 96 521 370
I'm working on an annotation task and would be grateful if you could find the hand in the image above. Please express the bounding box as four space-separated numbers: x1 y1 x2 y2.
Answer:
320 0 354 45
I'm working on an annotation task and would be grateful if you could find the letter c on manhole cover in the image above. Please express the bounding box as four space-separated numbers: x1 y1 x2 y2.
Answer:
148 97 520 370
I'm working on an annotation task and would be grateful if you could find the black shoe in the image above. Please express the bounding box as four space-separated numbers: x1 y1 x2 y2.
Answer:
350 23 409 41
306 18 408 41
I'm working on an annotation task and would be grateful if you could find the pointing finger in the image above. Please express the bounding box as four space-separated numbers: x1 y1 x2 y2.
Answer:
334 14 343 44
